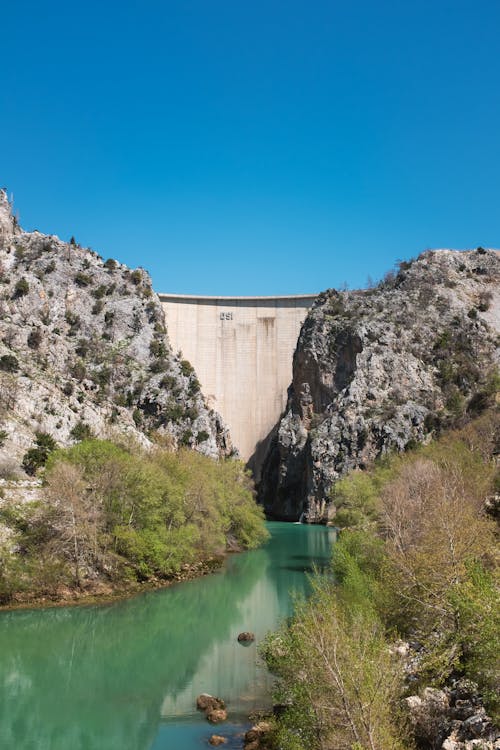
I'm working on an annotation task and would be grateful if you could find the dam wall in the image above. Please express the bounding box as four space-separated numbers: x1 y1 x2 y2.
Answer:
159 294 317 463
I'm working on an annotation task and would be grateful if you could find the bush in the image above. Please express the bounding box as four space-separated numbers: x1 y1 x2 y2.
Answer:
13 277 29 298
74 272 92 287
150 339 167 358
179 429 193 446
27 328 43 350
22 432 57 475
150 359 168 374
92 284 107 299
62 382 74 396
180 359 195 377
104 258 117 270
71 359 86 380
264 579 407 750
70 421 93 442
0 355 19 372
65 311 81 334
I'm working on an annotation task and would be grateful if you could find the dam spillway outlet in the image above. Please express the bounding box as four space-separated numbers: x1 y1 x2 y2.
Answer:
159 294 317 464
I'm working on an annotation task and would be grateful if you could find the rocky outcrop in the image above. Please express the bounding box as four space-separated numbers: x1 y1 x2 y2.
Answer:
260 250 500 521
0 190 232 474
406 680 499 750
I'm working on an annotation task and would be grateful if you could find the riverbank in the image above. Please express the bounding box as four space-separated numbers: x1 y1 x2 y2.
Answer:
0 439 269 608
0 555 225 612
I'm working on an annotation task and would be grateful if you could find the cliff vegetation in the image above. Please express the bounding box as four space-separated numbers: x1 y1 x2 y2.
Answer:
262 410 499 750
0 189 231 478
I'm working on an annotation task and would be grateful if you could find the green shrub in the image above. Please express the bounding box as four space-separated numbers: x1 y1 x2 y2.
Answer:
150 339 167 358
22 432 57 475
180 359 195 377
13 277 29 298
0 355 19 372
71 359 86 380
65 311 81 333
180 429 193 446
74 272 92 287
150 359 168 374
70 421 93 442
92 284 107 299
62 382 74 396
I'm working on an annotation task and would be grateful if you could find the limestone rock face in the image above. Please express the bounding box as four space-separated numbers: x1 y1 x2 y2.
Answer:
0 191 232 472
260 249 500 521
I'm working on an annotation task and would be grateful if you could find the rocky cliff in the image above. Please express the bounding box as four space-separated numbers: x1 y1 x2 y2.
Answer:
259 249 500 521
0 190 231 474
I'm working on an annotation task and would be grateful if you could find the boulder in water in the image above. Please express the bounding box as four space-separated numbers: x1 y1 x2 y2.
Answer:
207 708 228 724
237 631 255 644
196 694 226 712
209 735 228 746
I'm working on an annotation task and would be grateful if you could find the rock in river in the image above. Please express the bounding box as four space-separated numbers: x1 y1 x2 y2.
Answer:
237 631 255 644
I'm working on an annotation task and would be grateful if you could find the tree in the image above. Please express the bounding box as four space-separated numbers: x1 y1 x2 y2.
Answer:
44 462 92 588
22 432 57 475
264 580 408 750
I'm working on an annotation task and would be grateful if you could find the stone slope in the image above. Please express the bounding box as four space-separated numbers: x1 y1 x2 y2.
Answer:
0 190 232 473
259 249 500 521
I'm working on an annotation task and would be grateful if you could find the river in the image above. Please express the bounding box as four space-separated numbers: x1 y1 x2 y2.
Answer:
0 522 334 750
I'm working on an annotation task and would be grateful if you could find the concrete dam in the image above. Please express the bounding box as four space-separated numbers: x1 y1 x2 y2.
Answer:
159 294 317 465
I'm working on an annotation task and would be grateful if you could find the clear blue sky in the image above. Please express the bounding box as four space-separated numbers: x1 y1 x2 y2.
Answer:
1 0 499 294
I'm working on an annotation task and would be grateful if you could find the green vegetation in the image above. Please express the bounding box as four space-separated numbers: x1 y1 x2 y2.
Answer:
13 277 29 298
0 355 19 372
74 272 92 287
180 359 195 377
69 421 93 441
0 441 268 603
130 269 142 285
264 410 499 749
22 432 57 475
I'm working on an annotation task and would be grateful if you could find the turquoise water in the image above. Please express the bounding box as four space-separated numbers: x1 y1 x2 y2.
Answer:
0 522 334 749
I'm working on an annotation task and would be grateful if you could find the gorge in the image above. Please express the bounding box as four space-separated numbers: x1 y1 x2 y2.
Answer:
0 192 498 750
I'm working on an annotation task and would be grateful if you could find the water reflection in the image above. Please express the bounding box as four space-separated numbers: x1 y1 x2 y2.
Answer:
0 522 334 750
